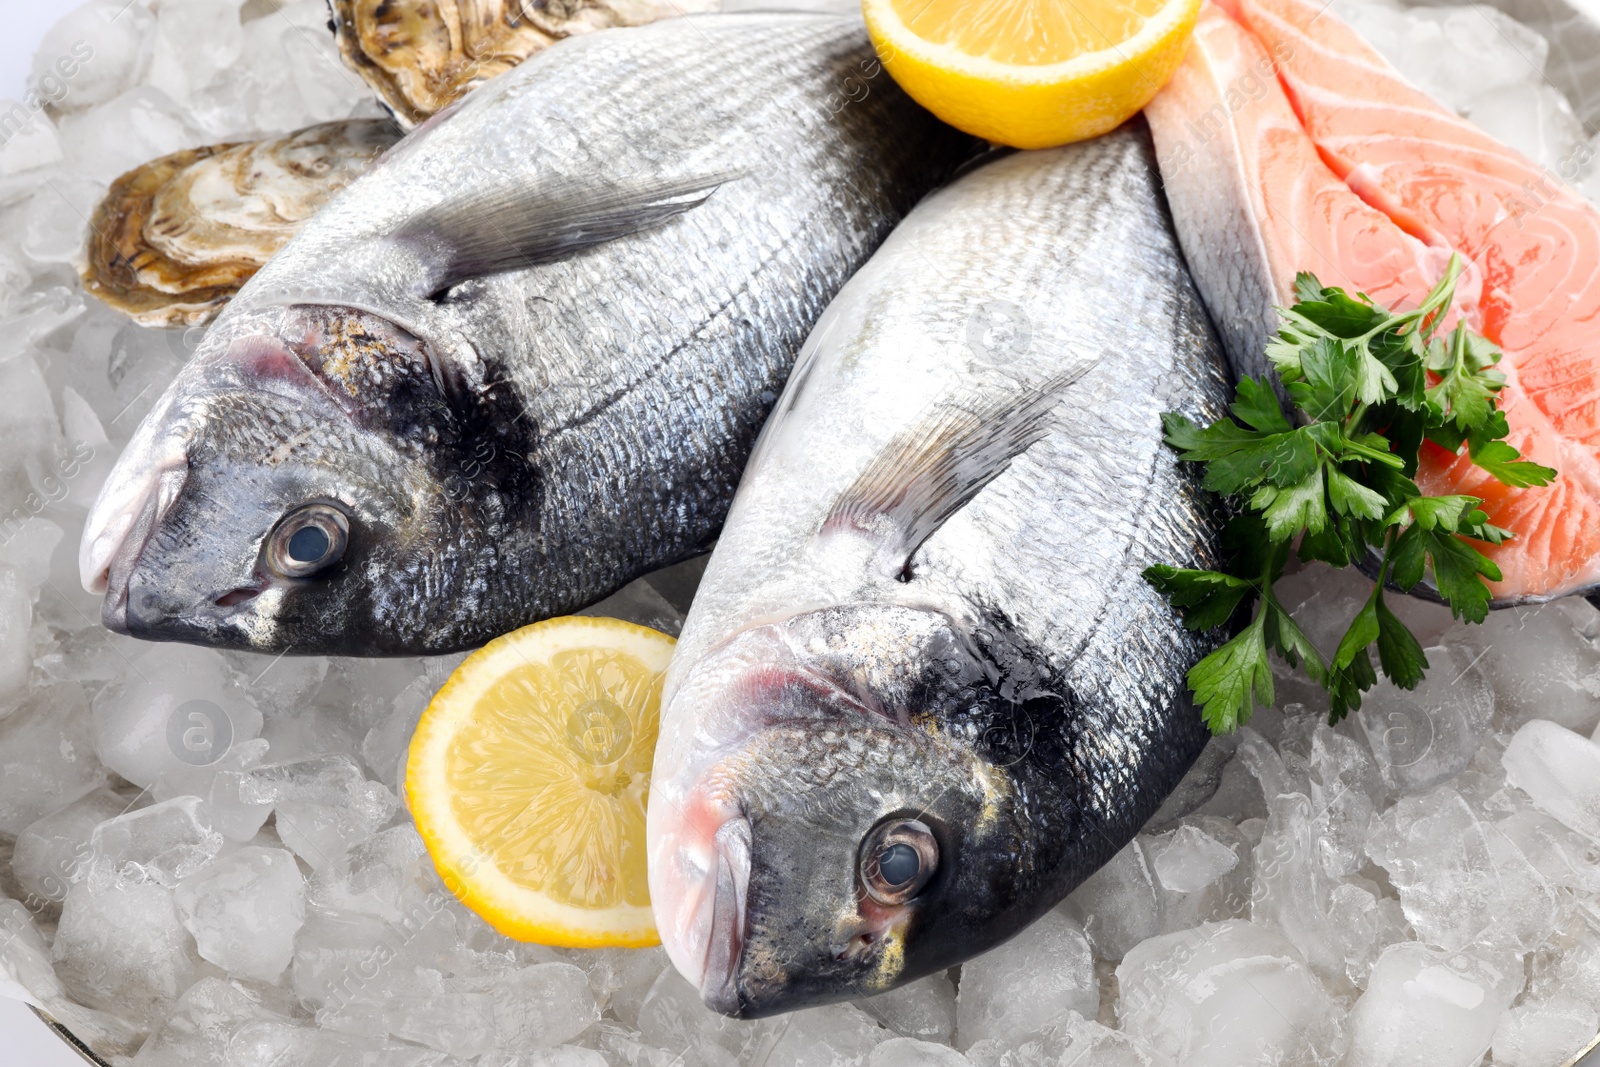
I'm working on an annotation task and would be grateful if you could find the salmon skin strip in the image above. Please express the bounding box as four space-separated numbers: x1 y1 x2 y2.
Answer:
1151 0 1600 601
1146 6 1453 388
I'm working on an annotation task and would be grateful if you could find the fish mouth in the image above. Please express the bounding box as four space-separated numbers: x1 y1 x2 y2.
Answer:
650 614 951 1013
649 794 751 1015
81 447 189 632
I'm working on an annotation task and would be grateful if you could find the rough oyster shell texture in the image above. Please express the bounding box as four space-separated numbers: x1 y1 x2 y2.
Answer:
79 119 401 328
329 0 721 128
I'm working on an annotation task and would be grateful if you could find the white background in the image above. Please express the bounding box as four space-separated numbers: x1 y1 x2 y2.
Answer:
3 1 81 102
4 1 114 1060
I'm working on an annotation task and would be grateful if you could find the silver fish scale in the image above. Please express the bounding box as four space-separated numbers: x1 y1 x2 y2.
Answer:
140 14 975 649
664 122 1232 863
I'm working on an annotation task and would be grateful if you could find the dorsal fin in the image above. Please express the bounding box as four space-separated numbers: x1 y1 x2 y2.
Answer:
822 369 1090 581
391 171 735 299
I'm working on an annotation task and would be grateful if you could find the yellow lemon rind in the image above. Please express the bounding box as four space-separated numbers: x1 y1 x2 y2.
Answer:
863 0 1202 149
407 615 675 949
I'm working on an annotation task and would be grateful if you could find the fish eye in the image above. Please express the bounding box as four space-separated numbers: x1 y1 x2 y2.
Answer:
859 817 939 906
266 503 349 579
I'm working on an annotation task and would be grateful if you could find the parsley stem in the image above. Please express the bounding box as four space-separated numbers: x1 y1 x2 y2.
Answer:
1352 255 1464 345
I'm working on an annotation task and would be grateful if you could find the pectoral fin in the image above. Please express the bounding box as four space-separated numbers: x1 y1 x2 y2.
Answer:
393 171 735 299
823 369 1089 580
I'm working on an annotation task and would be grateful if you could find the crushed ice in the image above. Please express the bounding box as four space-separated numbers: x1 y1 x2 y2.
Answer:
1 0 1599 1063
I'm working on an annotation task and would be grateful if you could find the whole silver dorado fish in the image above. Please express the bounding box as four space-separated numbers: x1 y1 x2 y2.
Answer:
646 120 1232 1017
78 14 975 654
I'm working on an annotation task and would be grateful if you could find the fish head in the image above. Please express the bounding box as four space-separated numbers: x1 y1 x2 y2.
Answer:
649 603 1057 1017
81 304 532 654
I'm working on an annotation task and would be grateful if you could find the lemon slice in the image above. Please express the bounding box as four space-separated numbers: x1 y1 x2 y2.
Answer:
864 0 1201 149
407 616 674 947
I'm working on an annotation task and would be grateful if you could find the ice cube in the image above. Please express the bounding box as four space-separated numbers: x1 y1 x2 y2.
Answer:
1249 792 1342 979
1490 994 1598 1067
1502 718 1600 839
856 971 956 1044
955 910 1096 1049
1467 79 1585 172
965 1011 1171 1067
175 846 306 983
246 756 397 869
56 85 200 185
868 1038 970 1066
0 567 33 700
84 796 224 892
0 348 61 488
1233 726 1304 801
307 824 426 921
170 739 274 842
239 0 382 131
1325 881 1409 988
31 0 155 112
10 786 127 912
0 108 62 177
764 1003 889 1065
90 643 262 790
1116 920 1342 1067
578 946 669 1028
1269 563 1376 665
0 679 105 835
0 897 63 1001
289 905 394 1023
490 1050 609 1067
1344 941 1522 1067
1148 822 1237 893
1529 906 1600 1006
1307 723 1385 877
487 962 599 1050
129 976 276 1067
381 968 500 1056
144 0 245 109
1150 817 1252 933
1366 786 1555 952
226 1018 450 1067
361 675 430 792
226 652 328 721
1449 729 1525 819
1496 808 1600 893
1456 602 1600 734
1357 644 1493 793
1354 2 1548 107
53 879 196 1029
1058 838 1160 960
637 965 767 1064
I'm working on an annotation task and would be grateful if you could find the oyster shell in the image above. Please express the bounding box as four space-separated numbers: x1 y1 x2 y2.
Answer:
329 0 719 127
81 119 400 328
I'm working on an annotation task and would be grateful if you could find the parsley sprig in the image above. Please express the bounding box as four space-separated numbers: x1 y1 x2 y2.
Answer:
1145 257 1556 734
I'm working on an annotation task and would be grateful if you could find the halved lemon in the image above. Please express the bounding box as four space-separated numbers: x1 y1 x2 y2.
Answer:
863 0 1202 149
407 616 674 948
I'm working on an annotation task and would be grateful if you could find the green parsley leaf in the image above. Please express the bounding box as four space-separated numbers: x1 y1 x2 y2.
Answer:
1426 323 1504 431
1141 566 1255 632
1186 612 1273 735
1292 272 1326 303
1468 438 1557 488
1145 253 1555 735
1374 591 1427 689
1287 336 1359 422
1230 376 1293 434
1327 466 1388 520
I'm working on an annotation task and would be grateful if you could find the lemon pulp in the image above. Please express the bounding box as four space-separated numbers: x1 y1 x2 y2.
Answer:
408 617 674 947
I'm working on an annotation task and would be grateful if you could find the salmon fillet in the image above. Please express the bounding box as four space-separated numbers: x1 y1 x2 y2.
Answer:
1149 0 1600 600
